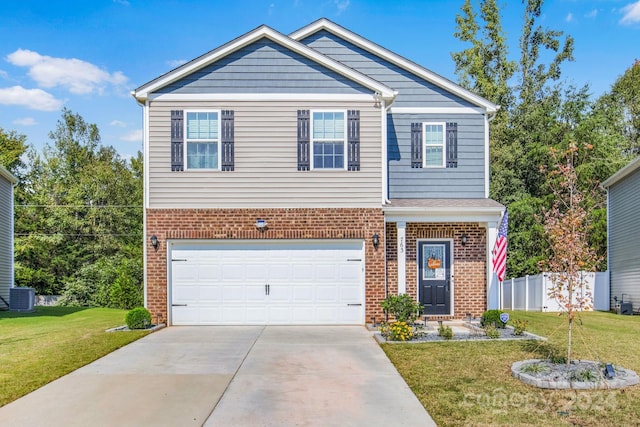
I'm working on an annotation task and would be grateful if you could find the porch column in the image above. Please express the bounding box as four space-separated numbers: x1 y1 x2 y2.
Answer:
397 221 406 294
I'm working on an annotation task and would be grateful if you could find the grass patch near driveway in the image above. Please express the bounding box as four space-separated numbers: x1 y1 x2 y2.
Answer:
0 306 149 407
382 311 640 427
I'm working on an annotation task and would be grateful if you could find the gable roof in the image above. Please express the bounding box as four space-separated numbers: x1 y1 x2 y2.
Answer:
290 18 498 114
0 165 17 184
132 24 396 103
602 155 640 188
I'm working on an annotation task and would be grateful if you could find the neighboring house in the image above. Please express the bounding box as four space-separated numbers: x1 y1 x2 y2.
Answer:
602 155 640 311
132 19 505 326
0 165 17 309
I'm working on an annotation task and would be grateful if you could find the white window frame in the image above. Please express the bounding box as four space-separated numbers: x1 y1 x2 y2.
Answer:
422 122 446 168
184 110 221 171
310 109 348 171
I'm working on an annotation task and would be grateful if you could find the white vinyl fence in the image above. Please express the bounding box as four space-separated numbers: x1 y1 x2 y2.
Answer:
500 272 610 312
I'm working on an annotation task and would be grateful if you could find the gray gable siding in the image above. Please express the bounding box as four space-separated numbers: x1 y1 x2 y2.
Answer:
608 168 640 309
299 30 476 108
0 176 13 303
388 113 485 198
158 38 370 95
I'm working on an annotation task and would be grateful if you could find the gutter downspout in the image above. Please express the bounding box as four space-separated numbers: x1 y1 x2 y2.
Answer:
484 109 498 200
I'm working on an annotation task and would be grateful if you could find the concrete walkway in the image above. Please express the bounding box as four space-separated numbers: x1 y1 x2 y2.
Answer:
0 326 436 427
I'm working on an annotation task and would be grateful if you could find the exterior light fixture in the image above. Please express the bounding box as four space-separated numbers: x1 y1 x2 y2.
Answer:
255 218 268 230
461 233 469 246
372 233 380 250
150 235 159 252
373 92 382 108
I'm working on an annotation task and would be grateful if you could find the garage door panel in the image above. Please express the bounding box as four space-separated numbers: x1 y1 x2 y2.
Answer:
170 240 364 325
292 286 314 302
199 286 222 303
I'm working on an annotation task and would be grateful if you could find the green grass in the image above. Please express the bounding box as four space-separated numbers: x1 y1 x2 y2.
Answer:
0 306 149 407
382 311 640 427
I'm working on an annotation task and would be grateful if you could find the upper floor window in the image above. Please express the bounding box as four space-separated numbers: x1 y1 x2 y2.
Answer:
186 111 220 170
411 121 457 169
423 122 445 168
311 111 346 170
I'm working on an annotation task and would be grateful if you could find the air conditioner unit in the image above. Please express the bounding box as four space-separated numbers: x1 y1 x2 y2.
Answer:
10 287 35 312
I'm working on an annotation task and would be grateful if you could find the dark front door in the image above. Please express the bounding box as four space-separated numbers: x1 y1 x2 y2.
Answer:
418 241 451 315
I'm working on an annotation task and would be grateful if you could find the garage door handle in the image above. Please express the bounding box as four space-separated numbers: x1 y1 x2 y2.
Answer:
172 304 187 307
347 259 362 262
347 303 362 306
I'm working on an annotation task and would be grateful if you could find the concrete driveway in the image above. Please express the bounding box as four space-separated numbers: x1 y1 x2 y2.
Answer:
0 326 436 427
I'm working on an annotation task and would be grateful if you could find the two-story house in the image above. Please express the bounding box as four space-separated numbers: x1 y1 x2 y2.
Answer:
133 19 505 326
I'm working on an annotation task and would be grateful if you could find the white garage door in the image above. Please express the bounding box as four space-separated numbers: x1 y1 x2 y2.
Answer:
169 240 365 325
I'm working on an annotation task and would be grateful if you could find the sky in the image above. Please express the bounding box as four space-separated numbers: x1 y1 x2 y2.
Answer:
1 0 639 160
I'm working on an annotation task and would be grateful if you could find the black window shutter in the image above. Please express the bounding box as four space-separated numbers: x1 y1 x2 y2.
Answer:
297 110 310 171
411 123 423 168
347 110 360 171
446 122 458 168
171 110 184 171
221 110 234 171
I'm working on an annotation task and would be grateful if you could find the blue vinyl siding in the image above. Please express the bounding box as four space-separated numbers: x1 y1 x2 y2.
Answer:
608 168 640 309
299 30 476 108
158 38 370 95
387 114 485 198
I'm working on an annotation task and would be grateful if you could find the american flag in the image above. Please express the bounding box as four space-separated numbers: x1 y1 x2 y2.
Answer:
493 210 508 282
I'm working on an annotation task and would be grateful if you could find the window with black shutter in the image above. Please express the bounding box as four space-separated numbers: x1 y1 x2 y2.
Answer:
171 110 184 171
297 110 310 171
411 121 458 168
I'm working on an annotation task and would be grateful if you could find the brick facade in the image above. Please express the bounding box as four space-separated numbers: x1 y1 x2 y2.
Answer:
146 208 385 324
385 222 487 319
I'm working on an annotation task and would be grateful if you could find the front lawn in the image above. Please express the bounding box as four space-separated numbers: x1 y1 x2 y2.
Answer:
0 307 149 407
382 311 640 427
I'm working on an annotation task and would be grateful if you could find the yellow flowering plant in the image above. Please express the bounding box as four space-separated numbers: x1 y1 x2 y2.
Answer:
380 321 414 341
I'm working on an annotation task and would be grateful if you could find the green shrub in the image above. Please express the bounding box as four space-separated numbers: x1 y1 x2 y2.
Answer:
512 319 528 335
480 309 507 329
110 269 143 310
484 324 501 339
125 307 152 329
380 294 422 324
438 324 454 340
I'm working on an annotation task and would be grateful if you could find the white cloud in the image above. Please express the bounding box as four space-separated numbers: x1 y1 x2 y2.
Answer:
621 1 640 24
166 59 188 68
6 49 129 95
335 0 350 14
0 70 8 79
566 13 574 22
585 9 598 18
110 120 127 127
13 117 37 126
113 0 130 5
0 85 63 111
120 129 142 142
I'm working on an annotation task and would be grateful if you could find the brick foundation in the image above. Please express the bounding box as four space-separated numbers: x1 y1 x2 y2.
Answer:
385 222 487 319
146 208 385 324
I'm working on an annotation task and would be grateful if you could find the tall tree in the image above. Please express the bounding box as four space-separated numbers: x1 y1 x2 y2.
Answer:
0 128 28 176
602 60 640 154
14 109 143 301
451 0 516 109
